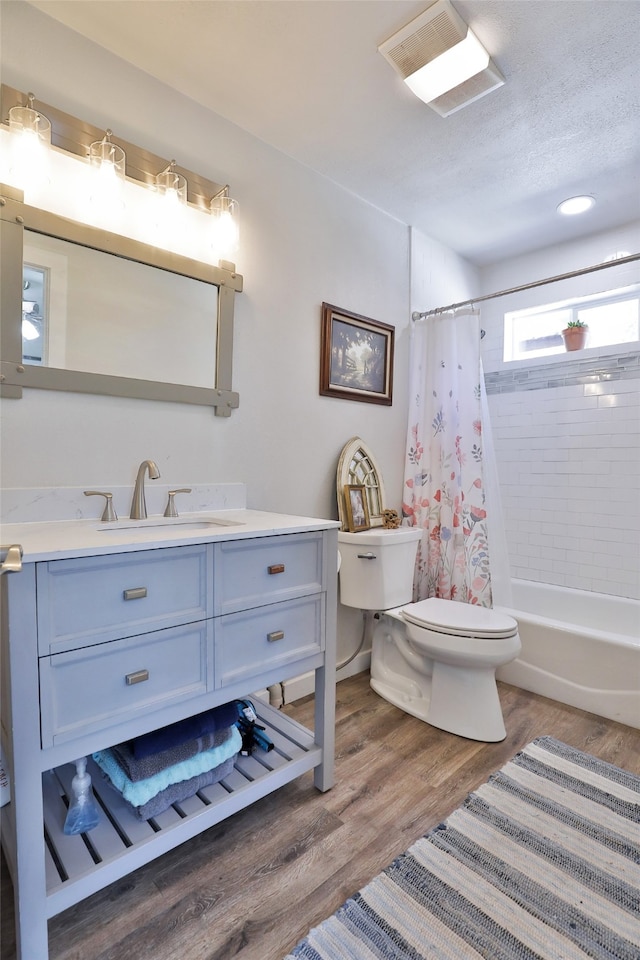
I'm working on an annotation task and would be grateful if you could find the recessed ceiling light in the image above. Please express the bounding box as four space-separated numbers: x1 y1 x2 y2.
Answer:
557 196 595 216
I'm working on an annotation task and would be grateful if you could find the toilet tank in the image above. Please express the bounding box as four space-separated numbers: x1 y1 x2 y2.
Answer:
337 526 422 610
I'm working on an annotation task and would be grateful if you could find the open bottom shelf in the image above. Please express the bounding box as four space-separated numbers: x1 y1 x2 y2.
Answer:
41 702 321 917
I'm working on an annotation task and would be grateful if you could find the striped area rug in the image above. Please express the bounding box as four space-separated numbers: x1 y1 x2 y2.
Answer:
285 736 640 960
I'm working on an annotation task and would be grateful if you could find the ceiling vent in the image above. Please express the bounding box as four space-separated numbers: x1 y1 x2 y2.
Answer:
378 0 504 117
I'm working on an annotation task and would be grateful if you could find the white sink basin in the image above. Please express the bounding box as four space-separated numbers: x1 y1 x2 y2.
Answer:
97 516 243 532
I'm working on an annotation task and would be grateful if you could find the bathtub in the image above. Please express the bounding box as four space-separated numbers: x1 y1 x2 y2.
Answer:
496 579 640 729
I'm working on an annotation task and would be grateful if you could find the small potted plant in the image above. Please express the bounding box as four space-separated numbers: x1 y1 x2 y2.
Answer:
561 319 588 351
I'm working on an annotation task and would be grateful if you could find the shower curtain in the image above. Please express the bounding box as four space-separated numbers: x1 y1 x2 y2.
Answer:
402 308 511 608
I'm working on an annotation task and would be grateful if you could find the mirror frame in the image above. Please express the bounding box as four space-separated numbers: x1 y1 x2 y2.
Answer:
0 183 243 415
336 436 387 529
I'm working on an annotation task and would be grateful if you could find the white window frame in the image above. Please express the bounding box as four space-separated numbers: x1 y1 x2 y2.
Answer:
503 284 640 363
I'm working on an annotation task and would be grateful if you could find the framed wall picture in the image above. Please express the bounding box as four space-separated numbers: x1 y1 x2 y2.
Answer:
320 303 394 405
343 484 370 532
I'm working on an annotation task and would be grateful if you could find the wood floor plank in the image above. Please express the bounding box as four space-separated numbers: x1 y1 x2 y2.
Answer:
2 675 640 960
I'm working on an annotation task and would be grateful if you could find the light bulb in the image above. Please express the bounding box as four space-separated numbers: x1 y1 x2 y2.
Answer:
8 94 51 191
210 191 239 258
557 196 595 216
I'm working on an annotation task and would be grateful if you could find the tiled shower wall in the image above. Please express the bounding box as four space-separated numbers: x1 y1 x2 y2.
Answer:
485 356 639 599
479 227 640 601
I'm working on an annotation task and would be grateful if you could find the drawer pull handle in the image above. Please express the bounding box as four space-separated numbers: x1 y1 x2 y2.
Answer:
268 563 285 575
123 586 147 601
267 630 285 643
125 669 149 685
357 553 377 560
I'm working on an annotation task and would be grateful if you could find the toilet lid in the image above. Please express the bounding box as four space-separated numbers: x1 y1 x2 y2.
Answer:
402 597 518 639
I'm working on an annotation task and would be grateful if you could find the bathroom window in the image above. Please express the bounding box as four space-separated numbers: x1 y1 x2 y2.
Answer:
503 285 640 361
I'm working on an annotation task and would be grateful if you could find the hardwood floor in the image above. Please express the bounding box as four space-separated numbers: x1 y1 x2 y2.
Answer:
2 674 639 960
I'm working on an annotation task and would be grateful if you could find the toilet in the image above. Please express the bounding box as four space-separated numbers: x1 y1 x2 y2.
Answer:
338 527 520 742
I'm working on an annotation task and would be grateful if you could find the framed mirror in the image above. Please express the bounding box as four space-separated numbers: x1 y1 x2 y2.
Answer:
0 184 243 414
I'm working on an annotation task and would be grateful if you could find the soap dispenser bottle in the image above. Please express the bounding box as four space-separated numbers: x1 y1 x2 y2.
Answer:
63 757 100 835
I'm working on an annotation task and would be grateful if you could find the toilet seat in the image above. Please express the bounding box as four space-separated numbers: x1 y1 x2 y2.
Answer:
402 597 518 639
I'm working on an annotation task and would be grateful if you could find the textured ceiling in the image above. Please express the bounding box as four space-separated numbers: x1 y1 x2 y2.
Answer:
27 0 640 265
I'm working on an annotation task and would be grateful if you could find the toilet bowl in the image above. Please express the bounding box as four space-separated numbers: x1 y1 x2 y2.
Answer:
397 598 519 741
338 527 520 742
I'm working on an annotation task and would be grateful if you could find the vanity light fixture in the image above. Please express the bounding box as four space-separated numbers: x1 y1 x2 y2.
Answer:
154 159 188 206
88 129 126 182
557 195 595 216
210 185 239 256
1 84 241 266
8 92 51 187
87 129 126 224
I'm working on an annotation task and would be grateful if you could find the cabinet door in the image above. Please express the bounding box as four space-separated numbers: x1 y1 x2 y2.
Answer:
214 595 324 687
40 620 214 747
36 544 213 655
213 533 323 615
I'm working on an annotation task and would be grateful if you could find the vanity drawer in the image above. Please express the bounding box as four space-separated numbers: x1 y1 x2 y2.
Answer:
39 620 214 747
215 595 324 687
213 533 324 615
36 544 212 655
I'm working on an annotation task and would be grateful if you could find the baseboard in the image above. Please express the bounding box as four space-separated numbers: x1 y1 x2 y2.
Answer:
281 650 371 704
250 688 270 705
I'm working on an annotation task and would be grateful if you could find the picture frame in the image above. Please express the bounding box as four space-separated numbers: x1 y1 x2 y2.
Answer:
343 484 370 532
320 303 394 405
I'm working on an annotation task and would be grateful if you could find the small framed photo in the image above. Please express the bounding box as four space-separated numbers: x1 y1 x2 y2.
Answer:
343 484 370 532
320 303 394 405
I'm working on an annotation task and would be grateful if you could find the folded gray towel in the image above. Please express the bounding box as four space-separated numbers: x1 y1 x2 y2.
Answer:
132 754 236 820
111 727 230 782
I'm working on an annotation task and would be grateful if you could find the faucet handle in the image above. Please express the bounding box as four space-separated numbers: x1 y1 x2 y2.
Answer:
164 488 192 518
84 491 118 522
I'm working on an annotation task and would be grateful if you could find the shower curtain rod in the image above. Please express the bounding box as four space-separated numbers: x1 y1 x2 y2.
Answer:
411 251 640 320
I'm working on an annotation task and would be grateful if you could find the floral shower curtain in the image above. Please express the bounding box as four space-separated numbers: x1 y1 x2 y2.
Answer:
402 308 495 607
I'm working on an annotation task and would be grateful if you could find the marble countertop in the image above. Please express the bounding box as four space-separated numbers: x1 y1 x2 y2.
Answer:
1 509 340 563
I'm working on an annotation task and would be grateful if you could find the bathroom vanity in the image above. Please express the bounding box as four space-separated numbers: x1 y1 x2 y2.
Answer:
0 507 338 960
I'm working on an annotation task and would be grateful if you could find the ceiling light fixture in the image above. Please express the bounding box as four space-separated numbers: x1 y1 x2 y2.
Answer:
557 196 595 216
379 0 504 117
405 27 490 103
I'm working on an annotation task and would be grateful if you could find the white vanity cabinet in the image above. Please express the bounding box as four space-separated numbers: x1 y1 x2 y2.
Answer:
1 518 338 960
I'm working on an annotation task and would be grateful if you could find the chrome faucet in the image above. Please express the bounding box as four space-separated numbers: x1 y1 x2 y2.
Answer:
130 459 160 520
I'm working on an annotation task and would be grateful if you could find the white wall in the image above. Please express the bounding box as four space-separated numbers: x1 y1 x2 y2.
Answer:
480 222 640 600
410 228 479 317
0 4 409 516
1 3 479 670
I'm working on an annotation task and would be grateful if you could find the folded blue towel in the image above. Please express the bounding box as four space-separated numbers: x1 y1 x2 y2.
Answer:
93 725 242 808
112 728 228 782
130 701 239 758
